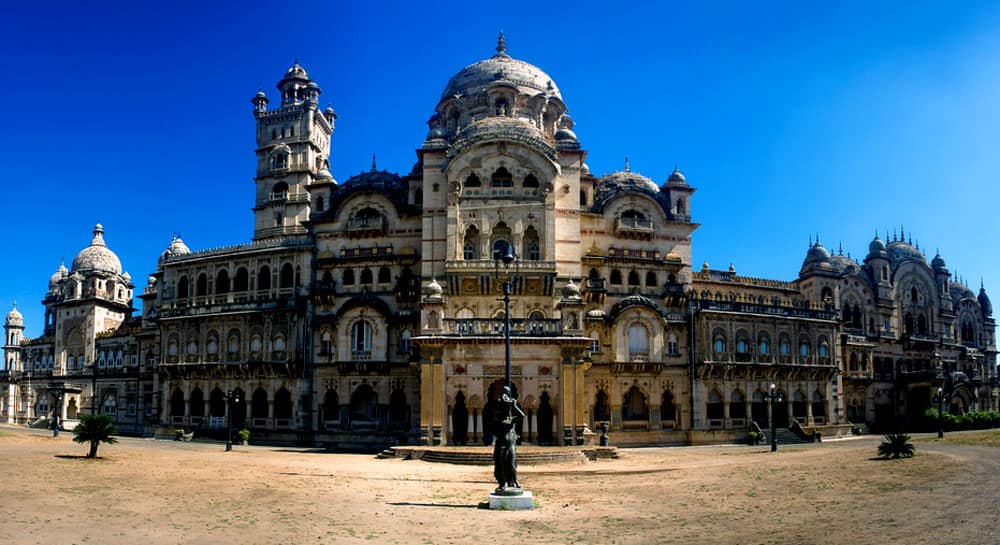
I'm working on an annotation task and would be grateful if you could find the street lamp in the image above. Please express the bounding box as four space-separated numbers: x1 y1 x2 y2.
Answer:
225 389 240 452
767 383 783 452
493 241 519 391
933 387 946 439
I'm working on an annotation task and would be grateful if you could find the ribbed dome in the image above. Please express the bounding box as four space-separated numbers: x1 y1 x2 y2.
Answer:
886 240 923 263
561 279 581 299
160 234 191 262
5 303 23 327
800 241 832 275
600 169 660 194
440 34 561 102
931 253 947 270
667 167 686 184
71 224 122 275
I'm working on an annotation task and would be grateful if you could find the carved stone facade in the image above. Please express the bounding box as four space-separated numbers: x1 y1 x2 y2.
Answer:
2 37 996 446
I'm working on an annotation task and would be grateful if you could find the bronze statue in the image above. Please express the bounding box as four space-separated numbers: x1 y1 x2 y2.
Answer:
491 386 525 493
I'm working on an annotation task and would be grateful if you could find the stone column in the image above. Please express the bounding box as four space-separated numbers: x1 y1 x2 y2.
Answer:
723 400 730 427
649 403 661 430
806 392 814 425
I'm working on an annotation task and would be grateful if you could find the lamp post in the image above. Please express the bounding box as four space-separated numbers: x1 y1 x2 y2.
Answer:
494 241 518 391
933 387 946 439
225 389 239 452
767 383 783 452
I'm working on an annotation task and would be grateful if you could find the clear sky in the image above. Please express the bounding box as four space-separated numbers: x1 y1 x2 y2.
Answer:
2 1 999 338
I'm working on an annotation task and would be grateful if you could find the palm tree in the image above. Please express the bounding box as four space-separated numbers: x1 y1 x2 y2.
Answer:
72 414 119 458
877 433 915 459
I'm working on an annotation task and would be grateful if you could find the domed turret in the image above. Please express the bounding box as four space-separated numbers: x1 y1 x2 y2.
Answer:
426 278 444 300
867 234 886 258
5 302 23 327
979 283 992 317
931 253 947 271
800 241 832 275
667 167 686 184
71 224 123 275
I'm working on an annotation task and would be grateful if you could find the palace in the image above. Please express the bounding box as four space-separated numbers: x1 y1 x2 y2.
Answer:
3 36 997 447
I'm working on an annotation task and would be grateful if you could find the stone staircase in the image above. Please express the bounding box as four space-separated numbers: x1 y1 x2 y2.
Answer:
771 428 817 446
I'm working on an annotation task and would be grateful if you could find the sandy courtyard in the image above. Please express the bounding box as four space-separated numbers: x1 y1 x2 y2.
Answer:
1 427 997 545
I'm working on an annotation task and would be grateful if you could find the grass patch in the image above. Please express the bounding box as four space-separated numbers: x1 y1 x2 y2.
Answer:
916 430 1000 447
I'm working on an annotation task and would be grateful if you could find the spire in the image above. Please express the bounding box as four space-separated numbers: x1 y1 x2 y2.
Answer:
495 31 508 56
838 241 843 256
11 300 15 310
809 234 813 247
371 153 377 172
892 227 897 242
91 223 106 246
900 224 905 241
624 155 630 172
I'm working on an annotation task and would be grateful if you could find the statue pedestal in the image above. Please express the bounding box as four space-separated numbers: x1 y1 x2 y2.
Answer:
488 489 534 510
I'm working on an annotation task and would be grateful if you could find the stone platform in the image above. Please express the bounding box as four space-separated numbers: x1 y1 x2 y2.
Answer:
488 489 534 510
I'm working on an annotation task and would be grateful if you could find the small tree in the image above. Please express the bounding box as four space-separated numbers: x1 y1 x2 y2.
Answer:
72 414 118 458
877 433 915 459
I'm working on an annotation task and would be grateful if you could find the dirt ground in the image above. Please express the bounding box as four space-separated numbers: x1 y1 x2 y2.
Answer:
0 427 997 545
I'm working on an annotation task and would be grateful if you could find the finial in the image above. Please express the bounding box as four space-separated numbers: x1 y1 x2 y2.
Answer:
11 300 16 310
816 233 821 245
496 31 507 56
294 57 300 65
809 234 813 247
900 224 905 241
838 241 843 256
892 227 897 242
624 155 630 172
371 153 377 172
981 277 985 290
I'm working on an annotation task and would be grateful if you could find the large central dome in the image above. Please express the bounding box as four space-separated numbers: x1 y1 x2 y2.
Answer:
71 224 123 275
439 33 562 102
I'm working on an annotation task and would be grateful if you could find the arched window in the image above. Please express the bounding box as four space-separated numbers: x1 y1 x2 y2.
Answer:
414 188 423 206
491 222 512 259
271 152 288 170
780 337 790 356
216 269 230 294
464 173 481 187
320 331 332 356
759 336 770 356
911 287 918 303
378 266 391 284
351 321 373 358
189 388 204 417
904 312 914 335
819 342 829 358
705 390 723 422
820 286 833 302
273 335 286 352
258 265 271 291
196 274 207 296
799 340 810 358
610 270 623 285
279 263 294 289
580 190 588 206
620 209 649 229
627 270 640 287
250 334 262 353
177 275 189 299
350 207 383 230
737 338 748 354
170 389 185 417
360 268 373 285
342 269 355 285
667 334 678 356
523 226 540 261
917 314 928 335
463 225 480 260
399 330 411 354
271 181 288 199
627 323 649 360
323 389 339 428
645 271 657 287
315 195 324 212
730 390 747 419
491 167 513 187
523 173 539 188
350 384 377 422
233 267 249 292
713 332 726 355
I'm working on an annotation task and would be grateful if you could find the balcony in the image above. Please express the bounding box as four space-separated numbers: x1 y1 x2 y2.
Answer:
444 259 556 273
615 216 655 237
442 318 564 337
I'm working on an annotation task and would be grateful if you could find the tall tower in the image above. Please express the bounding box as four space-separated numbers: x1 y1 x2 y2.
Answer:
3 302 24 372
251 61 336 240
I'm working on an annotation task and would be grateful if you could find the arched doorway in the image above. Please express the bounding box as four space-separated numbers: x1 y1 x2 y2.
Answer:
751 390 767 428
593 390 610 424
274 387 292 427
322 389 340 430
350 384 378 431
772 391 789 428
452 391 468 445
170 389 185 422
251 388 268 426
536 391 554 445
66 398 78 419
389 389 409 432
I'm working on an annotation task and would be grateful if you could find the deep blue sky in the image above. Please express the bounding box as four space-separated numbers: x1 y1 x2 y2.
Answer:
2 1 999 338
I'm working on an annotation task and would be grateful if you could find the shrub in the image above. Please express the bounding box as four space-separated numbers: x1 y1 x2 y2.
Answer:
72 414 119 458
237 428 251 443
878 433 915 459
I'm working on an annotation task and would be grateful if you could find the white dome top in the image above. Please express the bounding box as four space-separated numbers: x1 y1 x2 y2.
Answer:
49 260 68 287
71 224 123 275
5 302 23 327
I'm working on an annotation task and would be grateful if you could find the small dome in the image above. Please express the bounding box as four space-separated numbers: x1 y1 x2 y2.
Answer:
426 278 443 297
931 253 947 270
561 279 581 299
886 240 923 264
800 241 831 274
5 303 23 327
667 167 686 184
122 271 132 283
426 127 447 140
49 261 68 288
315 168 336 184
160 234 191 263
600 169 660 194
555 127 577 141
283 61 309 81
254 89 267 99
868 235 886 257
71 224 123 275
581 163 591 175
